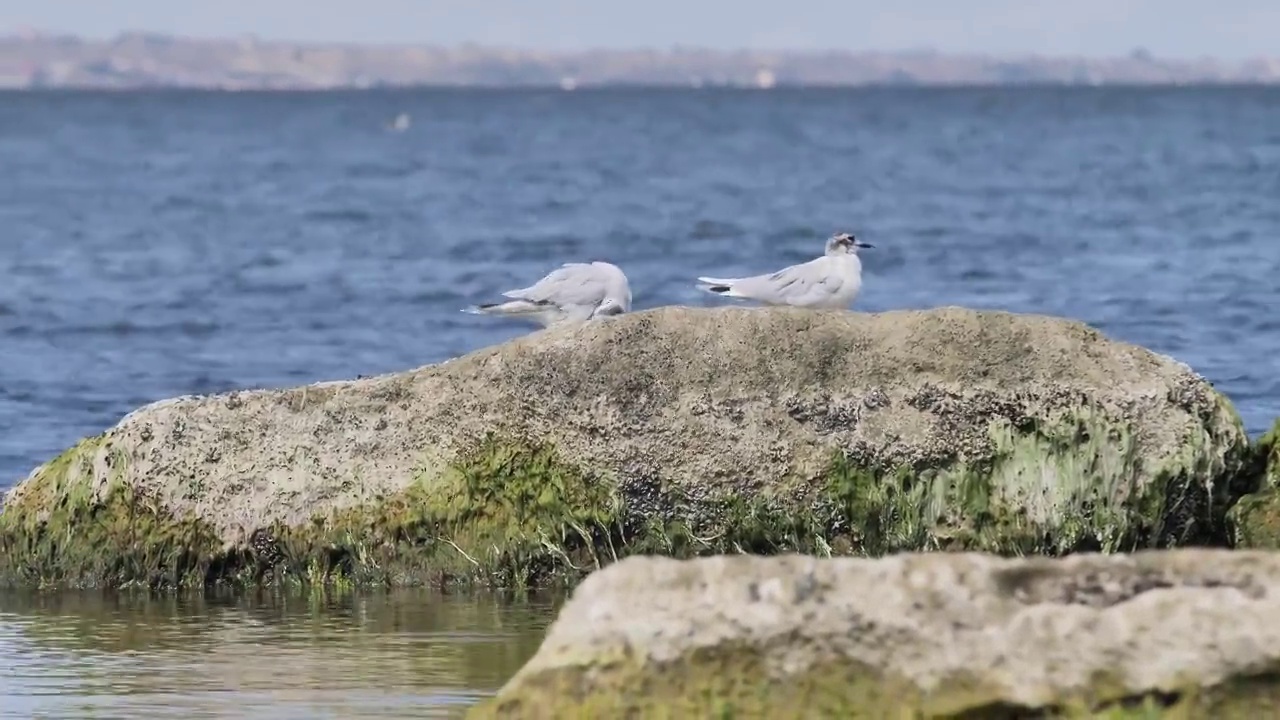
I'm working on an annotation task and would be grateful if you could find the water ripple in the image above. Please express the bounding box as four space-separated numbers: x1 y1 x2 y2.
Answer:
0 589 560 718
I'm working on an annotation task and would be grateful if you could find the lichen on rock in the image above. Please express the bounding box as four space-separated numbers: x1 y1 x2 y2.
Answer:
472 550 1280 718
0 306 1259 589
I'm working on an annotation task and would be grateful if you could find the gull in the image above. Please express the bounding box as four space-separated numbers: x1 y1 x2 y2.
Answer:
463 261 632 327
696 232 874 309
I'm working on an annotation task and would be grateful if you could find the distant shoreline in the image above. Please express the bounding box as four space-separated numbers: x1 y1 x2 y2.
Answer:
3 82 1280 93
2 31 1278 90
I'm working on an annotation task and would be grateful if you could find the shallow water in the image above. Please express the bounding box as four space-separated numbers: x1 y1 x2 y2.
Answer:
0 589 558 718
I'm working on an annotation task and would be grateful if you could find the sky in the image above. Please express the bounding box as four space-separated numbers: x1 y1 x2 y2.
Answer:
2 0 1278 59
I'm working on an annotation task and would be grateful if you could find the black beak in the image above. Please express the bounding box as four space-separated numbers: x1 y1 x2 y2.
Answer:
855 241 875 249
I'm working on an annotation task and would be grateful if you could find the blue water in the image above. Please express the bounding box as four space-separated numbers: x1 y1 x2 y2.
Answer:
1 87 1278 489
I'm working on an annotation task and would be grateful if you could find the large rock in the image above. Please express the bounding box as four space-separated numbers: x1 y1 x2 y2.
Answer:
0 306 1256 589
472 550 1280 718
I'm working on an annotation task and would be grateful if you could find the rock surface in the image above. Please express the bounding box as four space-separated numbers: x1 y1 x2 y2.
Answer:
0 306 1257 589
472 550 1280 718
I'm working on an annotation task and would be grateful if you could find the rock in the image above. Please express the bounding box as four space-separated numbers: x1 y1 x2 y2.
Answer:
1228 420 1280 549
471 550 1280 718
1266 421 1280 485
0 306 1256 589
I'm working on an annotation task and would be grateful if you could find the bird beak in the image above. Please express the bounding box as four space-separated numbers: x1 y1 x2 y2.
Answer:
855 241 875 249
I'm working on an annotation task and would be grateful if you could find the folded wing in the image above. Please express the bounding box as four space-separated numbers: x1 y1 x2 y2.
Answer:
503 262 610 308
706 258 844 306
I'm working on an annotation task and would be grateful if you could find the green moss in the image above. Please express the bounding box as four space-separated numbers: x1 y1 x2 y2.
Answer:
0 432 633 591
466 646 1280 719
1261 420 1280 487
811 406 1238 560
0 435 225 590
1225 420 1280 549
253 432 627 591
1227 489 1280 549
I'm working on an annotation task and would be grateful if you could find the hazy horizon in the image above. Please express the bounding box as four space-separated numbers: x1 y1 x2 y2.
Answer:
3 0 1280 60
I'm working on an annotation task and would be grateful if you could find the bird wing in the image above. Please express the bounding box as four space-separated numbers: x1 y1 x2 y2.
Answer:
733 257 845 305
503 263 609 308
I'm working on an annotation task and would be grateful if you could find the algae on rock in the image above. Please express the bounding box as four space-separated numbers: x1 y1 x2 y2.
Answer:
0 306 1259 589
0 432 630 590
247 433 631 589
1226 419 1280 550
0 435 225 589
472 551 1280 719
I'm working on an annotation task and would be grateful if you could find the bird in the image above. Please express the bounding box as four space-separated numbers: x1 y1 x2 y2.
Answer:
696 232 874 309
463 261 632 327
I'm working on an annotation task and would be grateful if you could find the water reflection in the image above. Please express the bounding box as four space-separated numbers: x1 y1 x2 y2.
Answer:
0 588 561 719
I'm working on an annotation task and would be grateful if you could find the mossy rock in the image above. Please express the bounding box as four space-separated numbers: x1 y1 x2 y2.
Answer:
0 306 1259 590
1226 420 1280 549
0 432 623 589
0 436 225 589
471 551 1280 719
1267 420 1280 485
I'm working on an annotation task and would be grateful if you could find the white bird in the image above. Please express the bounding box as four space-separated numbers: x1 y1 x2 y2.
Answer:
463 261 632 327
696 232 875 309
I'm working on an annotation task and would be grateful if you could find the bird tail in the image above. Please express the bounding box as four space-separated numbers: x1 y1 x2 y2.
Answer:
462 299 552 318
696 276 743 297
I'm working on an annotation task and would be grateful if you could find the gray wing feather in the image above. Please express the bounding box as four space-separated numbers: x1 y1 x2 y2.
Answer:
736 259 843 304
504 263 608 307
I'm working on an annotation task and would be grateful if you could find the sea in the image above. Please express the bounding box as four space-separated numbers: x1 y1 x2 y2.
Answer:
0 87 1278 717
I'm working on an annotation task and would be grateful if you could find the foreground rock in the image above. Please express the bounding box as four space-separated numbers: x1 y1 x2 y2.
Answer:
473 550 1280 718
0 306 1257 589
